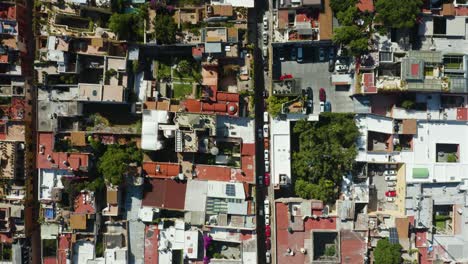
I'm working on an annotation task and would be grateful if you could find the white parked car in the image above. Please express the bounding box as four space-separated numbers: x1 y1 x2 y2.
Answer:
264 150 269 161
266 251 271 263
264 111 269 123
264 200 270 215
265 160 270 172
385 170 397 175
263 124 269 138
265 214 270 225
387 181 396 187
385 175 397 181
320 101 325 112
263 16 268 30
386 197 395 202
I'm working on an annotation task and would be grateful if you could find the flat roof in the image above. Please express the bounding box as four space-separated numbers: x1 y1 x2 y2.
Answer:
270 119 291 186
73 241 95 264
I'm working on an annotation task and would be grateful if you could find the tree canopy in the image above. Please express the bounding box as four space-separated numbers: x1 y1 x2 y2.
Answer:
292 113 359 203
375 0 422 29
109 9 146 41
153 13 178 44
329 0 358 14
98 144 142 186
331 4 371 56
266 96 290 117
374 238 402 264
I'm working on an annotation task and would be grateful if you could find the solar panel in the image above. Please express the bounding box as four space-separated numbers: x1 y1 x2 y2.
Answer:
225 184 236 196
389 228 399 244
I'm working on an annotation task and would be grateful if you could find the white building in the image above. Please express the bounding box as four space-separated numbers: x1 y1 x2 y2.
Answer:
270 119 291 188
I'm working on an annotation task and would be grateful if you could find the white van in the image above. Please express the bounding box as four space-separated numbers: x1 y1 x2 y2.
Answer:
264 200 270 215
297 47 303 62
264 112 269 123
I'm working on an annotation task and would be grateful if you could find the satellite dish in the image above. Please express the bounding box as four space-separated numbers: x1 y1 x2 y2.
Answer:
210 147 219 155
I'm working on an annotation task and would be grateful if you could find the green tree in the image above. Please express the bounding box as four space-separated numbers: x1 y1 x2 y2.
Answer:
266 96 290 117
292 113 359 203
177 60 192 76
374 238 402 264
375 0 422 29
336 6 359 26
332 25 369 56
109 9 146 41
153 14 178 44
329 0 358 13
98 144 142 186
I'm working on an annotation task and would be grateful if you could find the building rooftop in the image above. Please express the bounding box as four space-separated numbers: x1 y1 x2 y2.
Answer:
270 119 291 187
142 178 187 211
142 162 180 179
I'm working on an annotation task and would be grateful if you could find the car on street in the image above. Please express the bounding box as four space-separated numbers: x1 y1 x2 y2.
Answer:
320 101 325 112
279 47 285 61
328 59 335 72
306 87 313 100
258 175 263 185
265 160 270 172
263 32 268 45
385 170 397 175
290 47 297 61
264 139 269 149
257 129 263 139
263 124 269 138
386 197 395 202
304 100 313 115
329 47 334 58
387 181 396 187
264 172 270 186
319 48 325 61
324 101 332 112
263 60 269 71
264 149 269 161
385 191 397 197
265 214 270 225
279 74 293 81
264 111 269 123
319 88 326 102
263 15 268 30
266 251 271 263
385 176 397 181
297 47 303 62
264 199 270 215
265 225 271 237
263 46 268 58
265 238 271 250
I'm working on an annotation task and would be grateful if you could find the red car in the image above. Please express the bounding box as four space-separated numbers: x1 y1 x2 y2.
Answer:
279 74 293 81
265 238 271 250
264 173 270 186
385 191 396 197
265 225 271 237
319 88 326 102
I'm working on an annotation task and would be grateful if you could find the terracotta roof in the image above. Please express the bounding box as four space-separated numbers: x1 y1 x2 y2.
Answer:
70 132 86 147
278 10 288 30
106 188 118 204
217 92 240 102
211 5 233 17
357 0 375 12
442 2 455 16
319 0 333 40
457 108 468 121
195 164 232 181
70 214 87 230
395 217 409 240
340 230 366 264
142 178 187 210
37 132 90 171
143 162 180 178
402 119 417 134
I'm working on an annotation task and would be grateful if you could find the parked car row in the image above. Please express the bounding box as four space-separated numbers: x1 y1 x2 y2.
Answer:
277 46 334 63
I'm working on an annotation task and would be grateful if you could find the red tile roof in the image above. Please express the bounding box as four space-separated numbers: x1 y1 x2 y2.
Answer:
74 193 95 214
143 162 180 178
58 234 71 264
195 164 232 181
340 230 366 264
43 257 57 264
241 155 254 183
217 92 240 103
357 0 375 12
411 63 419 76
145 225 159 264
241 143 255 156
275 201 337 264
37 132 90 171
0 6 16 20
457 108 468 121
142 178 187 210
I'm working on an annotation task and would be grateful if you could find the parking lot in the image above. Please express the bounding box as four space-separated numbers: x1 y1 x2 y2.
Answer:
369 165 399 211
272 45 356 113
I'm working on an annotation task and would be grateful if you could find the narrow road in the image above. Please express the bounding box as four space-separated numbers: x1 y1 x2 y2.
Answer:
248 1 268 263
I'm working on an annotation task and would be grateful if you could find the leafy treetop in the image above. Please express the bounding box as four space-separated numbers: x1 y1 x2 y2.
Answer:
374 238 403 264
98 144 142 186
375 0 423 29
